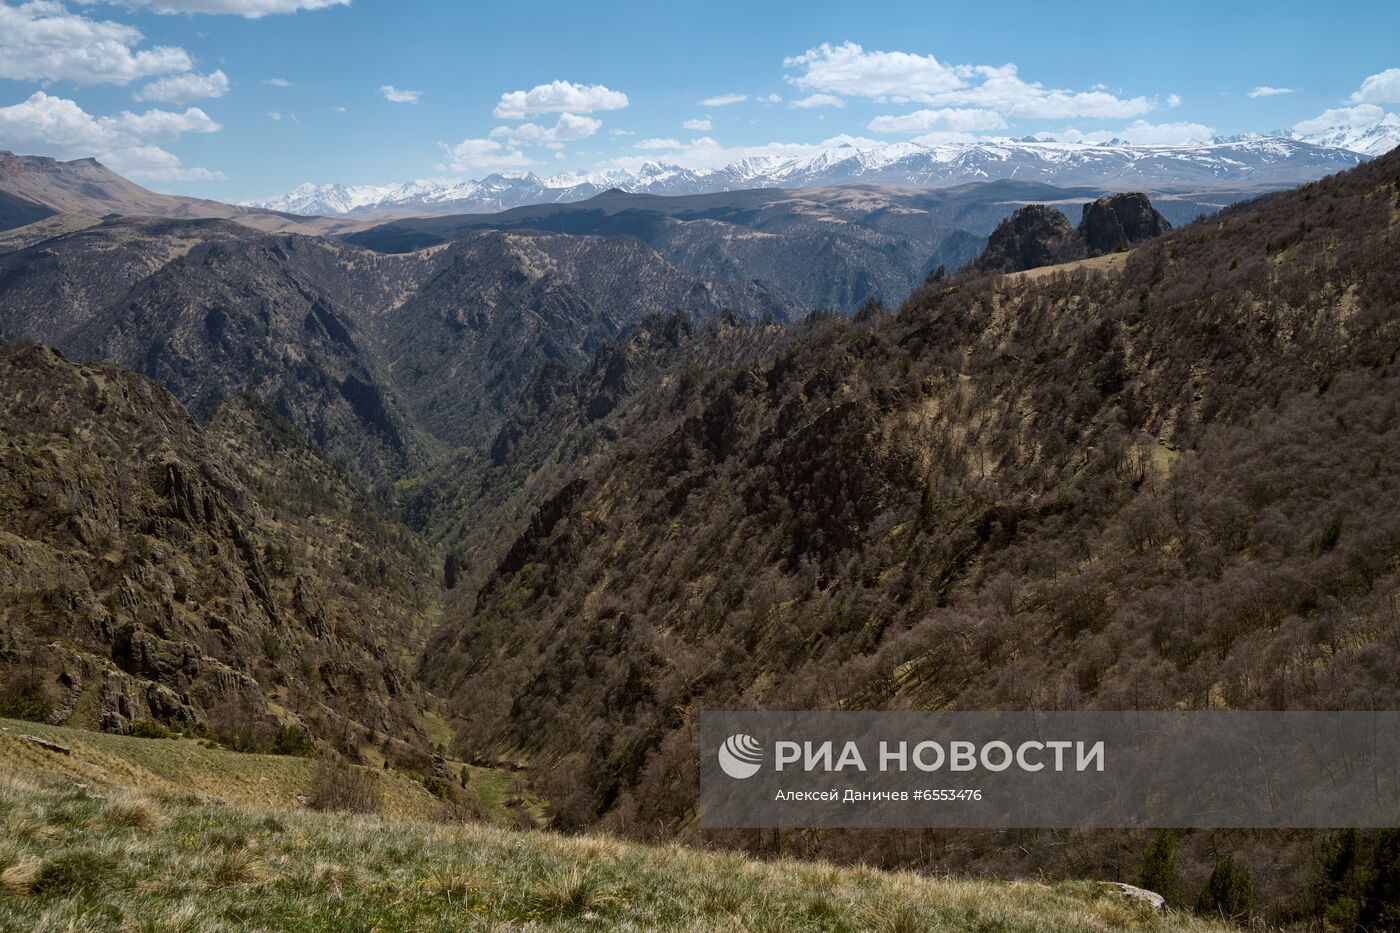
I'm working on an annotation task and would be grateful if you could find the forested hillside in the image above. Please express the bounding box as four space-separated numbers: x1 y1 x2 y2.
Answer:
421 149 1400 914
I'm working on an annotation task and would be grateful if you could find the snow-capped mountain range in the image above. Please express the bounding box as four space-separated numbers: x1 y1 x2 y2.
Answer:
249 127 1399 219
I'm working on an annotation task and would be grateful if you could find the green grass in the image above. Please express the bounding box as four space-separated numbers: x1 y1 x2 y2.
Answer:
0 718 1239 931
0 718 517 823
0 770 1242 933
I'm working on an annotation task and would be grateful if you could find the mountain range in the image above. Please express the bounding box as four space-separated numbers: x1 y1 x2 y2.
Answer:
248 134 1384 219
3 133 1400 924
343 181 1224 311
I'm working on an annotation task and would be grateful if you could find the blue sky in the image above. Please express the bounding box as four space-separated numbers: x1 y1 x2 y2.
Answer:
1 0 1398 201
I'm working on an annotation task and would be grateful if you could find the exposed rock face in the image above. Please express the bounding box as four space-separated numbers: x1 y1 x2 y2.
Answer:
970 194 1173 273
1078 192 1172 254
0 217 800 487
0 344 434 757
971 205 1087 273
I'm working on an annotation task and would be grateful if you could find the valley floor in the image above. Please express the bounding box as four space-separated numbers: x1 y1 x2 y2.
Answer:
0 720 1236 932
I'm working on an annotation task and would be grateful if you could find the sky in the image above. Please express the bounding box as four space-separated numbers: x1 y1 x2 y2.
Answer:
1 0 1398 202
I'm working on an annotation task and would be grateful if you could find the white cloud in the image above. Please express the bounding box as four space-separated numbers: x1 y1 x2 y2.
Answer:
266 110 282 120
909 131 979 146
608 128 634 137
758 93 782 103
0 90 221 181
790 93 845 109
1249 86 1294 98
1114 120 1215 145
490 112 601 145
1055 120 1215 146
331 105 347 112
867 107 1004 133
81 0 350 16
608 133 881 173
441 137 536 173
135 69 229 103
682 117 711 131
1167 93 1182 108
1293 104 1385 135
784 42 963 100
264 77 291 87
380 84 421 104
1350 68 1400 104
492 81 628 119
936 64 1154 119
699 93 746 106
783 42 1154 119
635 137 681 149
1 1 193 85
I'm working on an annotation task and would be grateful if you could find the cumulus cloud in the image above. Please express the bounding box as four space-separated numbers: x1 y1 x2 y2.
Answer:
635 137 681 149
682 117 711 131
441 137 536 173
867 107 1005 133
783 42 1154 120
490 112 601 145
1350 68 1400 104
380 85 421 104
135 69 229 103
492 81 628 119
264 77 291 87
1249 86 1294 98
790 93 845 109
757 93 782 103
1167 93 1182 107
1293 104 1386 135
1 1 193 85
784 42 964 100
0 90 221 181
79 0 350 16
699 93 746 106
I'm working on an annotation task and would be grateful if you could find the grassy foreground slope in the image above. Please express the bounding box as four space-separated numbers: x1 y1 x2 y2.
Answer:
0 771 1233 933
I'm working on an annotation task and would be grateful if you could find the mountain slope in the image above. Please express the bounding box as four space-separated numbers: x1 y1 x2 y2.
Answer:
0 216 797 486
421 145 1400 868
0 766 1226 932
0 344 436 760
0 151 365 236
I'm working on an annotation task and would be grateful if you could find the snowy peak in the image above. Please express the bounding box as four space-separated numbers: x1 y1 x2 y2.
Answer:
247 134 1382 219
1293 110 1400 157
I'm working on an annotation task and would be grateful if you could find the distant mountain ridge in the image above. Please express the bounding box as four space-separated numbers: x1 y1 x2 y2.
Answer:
345 181 1218 312
248 135 1377 219
0 150 370 236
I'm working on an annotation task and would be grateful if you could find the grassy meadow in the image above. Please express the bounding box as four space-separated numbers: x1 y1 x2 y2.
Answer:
0 718 1239 932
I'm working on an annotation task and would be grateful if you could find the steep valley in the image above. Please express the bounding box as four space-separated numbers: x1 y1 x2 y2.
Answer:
0 144 1398 927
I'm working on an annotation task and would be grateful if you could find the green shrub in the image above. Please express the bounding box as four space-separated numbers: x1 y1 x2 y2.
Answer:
1134 830 1181 905
1196 856 1255 920
128 720 173 740
271 725 316 757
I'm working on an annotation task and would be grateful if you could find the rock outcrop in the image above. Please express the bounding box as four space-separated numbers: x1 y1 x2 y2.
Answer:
970 193 1172 273
971 205 1087 273
1078 192 1172 254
